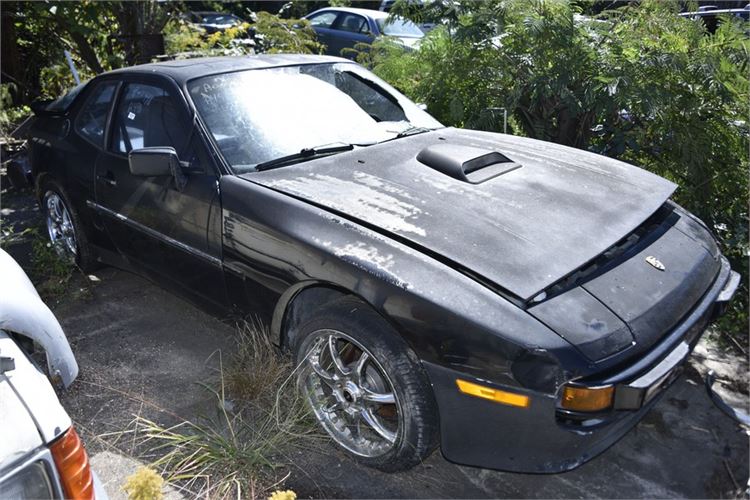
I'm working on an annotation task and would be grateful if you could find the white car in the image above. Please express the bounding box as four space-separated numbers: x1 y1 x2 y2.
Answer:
0 249 106 499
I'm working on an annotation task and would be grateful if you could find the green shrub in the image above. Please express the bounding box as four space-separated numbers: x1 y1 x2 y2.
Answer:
163 12 321 58
372 0 748 346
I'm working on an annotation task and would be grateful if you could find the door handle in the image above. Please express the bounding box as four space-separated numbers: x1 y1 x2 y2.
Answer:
97 172 117 188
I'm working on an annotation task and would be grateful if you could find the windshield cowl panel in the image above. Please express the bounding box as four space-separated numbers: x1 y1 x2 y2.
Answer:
187 62 441 174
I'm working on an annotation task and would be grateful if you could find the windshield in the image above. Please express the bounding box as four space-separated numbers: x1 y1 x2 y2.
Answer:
376 17 424 37
188 63 441 173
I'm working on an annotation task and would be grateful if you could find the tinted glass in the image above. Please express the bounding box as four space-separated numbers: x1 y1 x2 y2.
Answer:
188 62 442 173
309 12 337 28
74 81 117 147
334 71 403 122
111 83 189 156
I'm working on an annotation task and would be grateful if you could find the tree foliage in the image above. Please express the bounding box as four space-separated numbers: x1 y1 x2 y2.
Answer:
372 0 749 341
2 1 319 103
163 13 321 57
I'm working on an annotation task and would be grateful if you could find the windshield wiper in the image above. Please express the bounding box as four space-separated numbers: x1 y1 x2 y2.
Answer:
255 143 355 172
394 126 433 138
378 126 436 144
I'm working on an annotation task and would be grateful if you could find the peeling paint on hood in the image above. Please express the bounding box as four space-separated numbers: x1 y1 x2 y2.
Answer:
244 128 676 300
267 173 427 237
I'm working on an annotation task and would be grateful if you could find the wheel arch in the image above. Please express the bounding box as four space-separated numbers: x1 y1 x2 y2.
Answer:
34 171 51 204
273 280 415 355
272 280 355 349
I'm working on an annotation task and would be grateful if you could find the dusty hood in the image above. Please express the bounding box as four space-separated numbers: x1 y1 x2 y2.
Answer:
244 128 676 300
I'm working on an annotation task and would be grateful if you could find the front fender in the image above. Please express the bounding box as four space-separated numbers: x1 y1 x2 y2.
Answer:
221 175 584 391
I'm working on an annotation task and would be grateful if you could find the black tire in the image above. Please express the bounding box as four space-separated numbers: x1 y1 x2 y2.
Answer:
40 178 98 273
293 296 439 472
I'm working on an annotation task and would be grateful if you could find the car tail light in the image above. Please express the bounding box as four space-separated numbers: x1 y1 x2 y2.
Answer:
456 379 530 408
49 427 94 500
560 384 614 412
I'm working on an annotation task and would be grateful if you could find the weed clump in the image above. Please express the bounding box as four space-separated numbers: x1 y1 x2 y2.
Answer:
137 321 319 499
123 467 164 500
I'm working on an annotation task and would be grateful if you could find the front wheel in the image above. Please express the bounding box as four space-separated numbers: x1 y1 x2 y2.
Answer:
293 297 439 472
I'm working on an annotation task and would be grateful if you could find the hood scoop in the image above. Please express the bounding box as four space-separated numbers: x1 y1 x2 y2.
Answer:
416 143 521 183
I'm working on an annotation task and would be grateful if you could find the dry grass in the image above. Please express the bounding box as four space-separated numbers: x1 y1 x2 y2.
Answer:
134 320 321 499
224 319 291 402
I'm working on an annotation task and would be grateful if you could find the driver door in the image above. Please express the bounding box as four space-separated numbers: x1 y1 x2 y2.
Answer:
92 78 227 307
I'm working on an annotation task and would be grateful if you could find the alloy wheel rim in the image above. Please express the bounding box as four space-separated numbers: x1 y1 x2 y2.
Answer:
44 191 77 262
299 329 401 458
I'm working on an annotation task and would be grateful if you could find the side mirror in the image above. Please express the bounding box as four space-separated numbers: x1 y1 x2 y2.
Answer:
128 147 178 177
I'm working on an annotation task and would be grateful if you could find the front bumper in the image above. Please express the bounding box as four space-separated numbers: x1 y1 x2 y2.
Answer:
424 257 739 473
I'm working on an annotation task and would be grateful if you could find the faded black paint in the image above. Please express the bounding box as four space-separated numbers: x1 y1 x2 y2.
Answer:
26 55 739 474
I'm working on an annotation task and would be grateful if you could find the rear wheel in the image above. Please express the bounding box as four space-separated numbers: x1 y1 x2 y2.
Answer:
293 297 438 471
41 180 97 272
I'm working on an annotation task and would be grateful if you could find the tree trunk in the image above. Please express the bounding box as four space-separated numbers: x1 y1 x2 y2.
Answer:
68 30 105 74
1 10 22 93
53 10 104 74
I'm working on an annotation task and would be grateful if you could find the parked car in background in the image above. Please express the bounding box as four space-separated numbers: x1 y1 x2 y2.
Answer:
25 55 740 474
305 7 423 57
379 0 436 33
679 4 749 32
182 11 245 34
0 249 105 499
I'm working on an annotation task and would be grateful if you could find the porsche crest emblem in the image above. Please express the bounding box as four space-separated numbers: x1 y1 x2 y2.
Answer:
646 256 665 271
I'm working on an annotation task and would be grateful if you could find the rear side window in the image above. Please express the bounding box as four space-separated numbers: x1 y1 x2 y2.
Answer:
335 13 368 33
74 82 117 147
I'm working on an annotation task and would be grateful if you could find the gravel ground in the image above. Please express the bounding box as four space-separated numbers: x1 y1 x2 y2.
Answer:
2 187 748 498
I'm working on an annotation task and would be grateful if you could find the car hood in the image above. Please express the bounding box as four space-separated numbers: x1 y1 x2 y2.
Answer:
244 128 676 301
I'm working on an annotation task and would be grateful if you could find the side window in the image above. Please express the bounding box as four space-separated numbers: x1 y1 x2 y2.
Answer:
308 11 337 28
334 71 406 122
74 82 117 147
111 83 190 157
335 13 367 33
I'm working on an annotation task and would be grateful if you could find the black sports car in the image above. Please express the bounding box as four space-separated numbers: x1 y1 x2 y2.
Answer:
26 55 739 473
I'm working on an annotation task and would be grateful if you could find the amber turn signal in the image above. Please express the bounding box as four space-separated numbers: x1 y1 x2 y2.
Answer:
560 384 614 412
50 426 94 500
456 379 530 408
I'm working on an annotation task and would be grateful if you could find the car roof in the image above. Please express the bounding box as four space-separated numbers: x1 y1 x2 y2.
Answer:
680 7 750 16
308 7 390 20
104 54 350 85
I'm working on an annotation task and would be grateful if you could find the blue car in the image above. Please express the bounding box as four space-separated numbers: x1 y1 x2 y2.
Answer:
304 7 424 57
